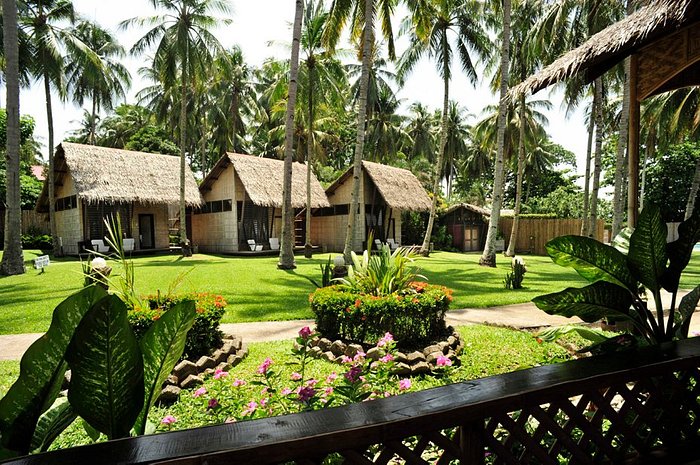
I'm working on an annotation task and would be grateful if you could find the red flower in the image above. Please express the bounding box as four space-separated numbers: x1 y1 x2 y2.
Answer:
354 299 362 308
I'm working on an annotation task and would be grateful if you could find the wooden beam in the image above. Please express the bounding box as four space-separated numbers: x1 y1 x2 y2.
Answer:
628 54 640 228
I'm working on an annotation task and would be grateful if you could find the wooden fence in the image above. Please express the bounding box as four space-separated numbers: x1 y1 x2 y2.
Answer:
0 210 50 243
499 218 605 256
7 338 700 465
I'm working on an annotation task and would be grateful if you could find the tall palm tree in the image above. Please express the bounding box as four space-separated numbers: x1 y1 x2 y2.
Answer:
0 0 25 275
365 86 406 163
404 102 436 161
65 21 131 145
20 0 88 256
278 0 305 269
398 0 490 257
324 0 411 262
442 102 472 199
480 0 511 267
123 0 230 257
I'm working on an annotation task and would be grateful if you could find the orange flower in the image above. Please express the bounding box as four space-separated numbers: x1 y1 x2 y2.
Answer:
354 299 362 308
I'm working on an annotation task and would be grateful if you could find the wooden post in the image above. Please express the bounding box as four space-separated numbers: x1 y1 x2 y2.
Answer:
628 54 640 228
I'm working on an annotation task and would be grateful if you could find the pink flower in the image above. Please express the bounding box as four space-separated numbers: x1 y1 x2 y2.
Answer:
353 352 366 362
298 386 316 403
436 355 452 367
399 378 412 391
377 332 394 347
306 378 319 387
193 387 207 398
379 353 394 363
340 355 352 364
257 357 273 374
260 397 269 407
281 388 293 396
232 379 247 387
326 372 338 383
207 398 219 409
242 401 258 416
213 368 229 379
323 386 334 397
298 326 313 339
161 415 177 425
290 372 302 381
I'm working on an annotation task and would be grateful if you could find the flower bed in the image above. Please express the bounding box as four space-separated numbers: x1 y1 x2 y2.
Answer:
128 292 227 360
310 282 453 349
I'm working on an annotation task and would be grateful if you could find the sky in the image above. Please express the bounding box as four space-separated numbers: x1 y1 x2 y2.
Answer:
18 0 590 180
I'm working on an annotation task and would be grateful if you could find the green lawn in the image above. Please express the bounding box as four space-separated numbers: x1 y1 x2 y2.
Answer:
3 248 699 335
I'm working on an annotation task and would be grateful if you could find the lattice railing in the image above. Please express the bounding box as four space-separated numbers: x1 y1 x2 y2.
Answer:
7 339 700 465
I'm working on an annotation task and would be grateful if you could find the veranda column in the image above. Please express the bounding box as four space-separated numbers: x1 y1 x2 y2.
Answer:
628 54 640 228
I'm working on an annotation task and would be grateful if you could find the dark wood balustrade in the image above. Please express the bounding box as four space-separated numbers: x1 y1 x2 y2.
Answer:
6 338 700 465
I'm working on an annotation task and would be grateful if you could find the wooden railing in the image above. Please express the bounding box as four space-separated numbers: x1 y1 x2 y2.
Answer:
6 338 700 465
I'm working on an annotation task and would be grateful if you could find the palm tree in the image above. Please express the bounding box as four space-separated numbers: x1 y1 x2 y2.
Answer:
398 0 490 257
20 0 88 256
404 102 436 161
365 86 407 163
123 0 230 257
278 0 305 269
442 102 472 199
324 0 407 262
65 21 131 145
0 0 25 275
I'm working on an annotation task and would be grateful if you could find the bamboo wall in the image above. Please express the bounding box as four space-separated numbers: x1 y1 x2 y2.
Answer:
0 210 50 248
498 217 605 256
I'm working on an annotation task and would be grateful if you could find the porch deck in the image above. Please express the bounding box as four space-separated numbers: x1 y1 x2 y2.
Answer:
9 338 700 465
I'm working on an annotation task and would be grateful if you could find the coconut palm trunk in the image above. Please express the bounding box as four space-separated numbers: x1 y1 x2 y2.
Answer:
90 90 98 145
588 77 604 238
44 70 59 256
0 0 25 275
420 44 450 257
505 94 526 257
342 0 374 263
279 0 304 269
640 128 654 211
580 91 595 236
480 0 511 268
612 57 630 237
179 45 192 257
304 64 315 259
685 156 700 220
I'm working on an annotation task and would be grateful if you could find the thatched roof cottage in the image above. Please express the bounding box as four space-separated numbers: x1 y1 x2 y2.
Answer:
311 161 432 252
192 153 329 253
36 142 202 255
442 203 490 252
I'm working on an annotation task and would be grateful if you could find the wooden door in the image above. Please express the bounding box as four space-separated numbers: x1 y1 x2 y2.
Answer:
463 227 480 251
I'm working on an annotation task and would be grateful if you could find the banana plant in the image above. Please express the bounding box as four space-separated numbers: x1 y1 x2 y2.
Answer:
0 287 196 458
533 204 700 344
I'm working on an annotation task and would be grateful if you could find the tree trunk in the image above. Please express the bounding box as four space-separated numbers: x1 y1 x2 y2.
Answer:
90 90 97 145
304 60 315 259
278 0 304 269
420 36 450 257
580 87 596 236
640 128 655 211
480 0 511 268
506 94 526 257
685 156 700 220
44 71 59 257
0 0 25 275
179 45 192 257
342 0 374 263
231 89 239 152
588 77 604 238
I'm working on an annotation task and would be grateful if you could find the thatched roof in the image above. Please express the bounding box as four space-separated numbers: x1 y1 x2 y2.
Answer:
327 161 432 212
512 0 700 96
446 203 490 216
37 142 202 212
200 153 330 209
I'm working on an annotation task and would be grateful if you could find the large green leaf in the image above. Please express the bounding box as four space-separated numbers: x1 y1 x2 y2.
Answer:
676 285 700 339
628 205 668 292
532 281 634 323
134 300 196 435
66 295 144 440
664 208 700 292
0 286 107 455
29 397 76 453
545 236 636 291
612 227 633 255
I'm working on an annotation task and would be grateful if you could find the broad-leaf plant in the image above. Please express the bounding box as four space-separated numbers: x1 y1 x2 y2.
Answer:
534 205 700 345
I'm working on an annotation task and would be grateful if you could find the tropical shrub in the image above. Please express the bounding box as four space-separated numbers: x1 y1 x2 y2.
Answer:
338 244 424 296
20 233 52 251
533 204 700 345
310 282 452 348
0 286 196 458
129 293 226 360
504 260 526 290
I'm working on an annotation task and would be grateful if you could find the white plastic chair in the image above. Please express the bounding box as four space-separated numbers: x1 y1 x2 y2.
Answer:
269 238 280 251
374 239 383 250
387 238 400 251
247 239 263 251
91 240 109 253
123 238 135 252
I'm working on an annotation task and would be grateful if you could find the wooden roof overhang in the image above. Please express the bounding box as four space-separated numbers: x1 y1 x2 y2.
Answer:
514 0 700 227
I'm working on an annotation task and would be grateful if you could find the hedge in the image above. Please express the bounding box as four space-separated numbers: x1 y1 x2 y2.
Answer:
128 292 226 360
310 282 452 349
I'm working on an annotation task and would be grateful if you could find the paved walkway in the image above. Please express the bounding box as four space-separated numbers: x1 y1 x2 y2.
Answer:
2 299 698 361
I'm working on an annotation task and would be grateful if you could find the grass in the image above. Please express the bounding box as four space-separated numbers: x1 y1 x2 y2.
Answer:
22 324 570 449
0 249 591 335
3 248 699 335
